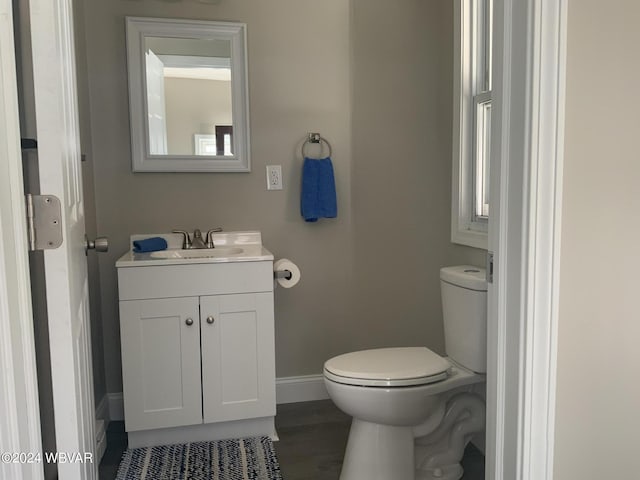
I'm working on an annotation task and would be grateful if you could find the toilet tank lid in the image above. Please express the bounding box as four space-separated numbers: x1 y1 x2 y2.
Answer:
440 265 487 291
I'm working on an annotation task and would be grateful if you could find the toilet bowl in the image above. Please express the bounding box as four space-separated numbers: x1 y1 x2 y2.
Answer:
324 266 487 480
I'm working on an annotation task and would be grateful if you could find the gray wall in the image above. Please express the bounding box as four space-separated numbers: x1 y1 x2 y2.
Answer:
351 0 483 354
77 0 484 396
73 0 107 410
554 0 640 477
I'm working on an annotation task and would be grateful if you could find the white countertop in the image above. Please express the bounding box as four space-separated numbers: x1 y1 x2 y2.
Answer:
116 231 274 268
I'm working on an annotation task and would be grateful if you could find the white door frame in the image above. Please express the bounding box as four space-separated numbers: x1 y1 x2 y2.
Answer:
0 1 568 479
486 1 567 479
29 0 97 476
0 2 44 480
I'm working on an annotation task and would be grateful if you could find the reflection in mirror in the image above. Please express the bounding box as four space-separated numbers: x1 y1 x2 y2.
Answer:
144 36 233 156
126 18 250 172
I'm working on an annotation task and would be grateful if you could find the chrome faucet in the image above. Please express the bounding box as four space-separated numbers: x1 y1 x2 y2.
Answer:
173 228 223 249
172 230 192 249
191 229 207 249
206 228 223 248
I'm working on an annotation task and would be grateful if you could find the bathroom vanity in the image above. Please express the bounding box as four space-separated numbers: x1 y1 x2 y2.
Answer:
116 231 276 448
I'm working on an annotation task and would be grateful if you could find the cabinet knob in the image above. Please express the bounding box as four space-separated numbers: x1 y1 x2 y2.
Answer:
185 318 194 326
206 316 215 324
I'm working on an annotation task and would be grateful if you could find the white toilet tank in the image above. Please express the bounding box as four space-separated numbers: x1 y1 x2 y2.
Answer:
440 265 487 373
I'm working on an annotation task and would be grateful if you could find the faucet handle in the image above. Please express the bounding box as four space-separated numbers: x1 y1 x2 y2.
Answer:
206 228 223 248
172 230 192 249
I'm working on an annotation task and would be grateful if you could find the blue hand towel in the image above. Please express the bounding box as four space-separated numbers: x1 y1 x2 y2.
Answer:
301 157 337 222
132 237 168 253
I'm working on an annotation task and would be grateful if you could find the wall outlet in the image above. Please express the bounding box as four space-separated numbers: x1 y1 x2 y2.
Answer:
266 165 283 190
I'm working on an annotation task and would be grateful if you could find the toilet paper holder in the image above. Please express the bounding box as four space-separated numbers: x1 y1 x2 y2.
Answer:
274 270 293 280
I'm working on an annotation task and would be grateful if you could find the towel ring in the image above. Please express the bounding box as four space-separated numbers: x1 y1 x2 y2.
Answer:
301 133 332 159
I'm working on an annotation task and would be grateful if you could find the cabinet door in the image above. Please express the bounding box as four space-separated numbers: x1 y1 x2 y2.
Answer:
200 293 276 423
120 297 202 431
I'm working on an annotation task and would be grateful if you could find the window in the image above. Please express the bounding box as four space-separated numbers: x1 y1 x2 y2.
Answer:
451 0 493 249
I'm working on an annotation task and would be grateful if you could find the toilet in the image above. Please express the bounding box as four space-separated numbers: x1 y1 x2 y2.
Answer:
323 266 487 480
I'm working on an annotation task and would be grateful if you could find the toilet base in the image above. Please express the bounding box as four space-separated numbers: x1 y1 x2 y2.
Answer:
415 463 463 480
340 419 415 480
414 393 486 480
338 392 486 480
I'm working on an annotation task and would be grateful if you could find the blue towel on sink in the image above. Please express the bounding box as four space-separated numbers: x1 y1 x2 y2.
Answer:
301 157 337 222
132 237 168 253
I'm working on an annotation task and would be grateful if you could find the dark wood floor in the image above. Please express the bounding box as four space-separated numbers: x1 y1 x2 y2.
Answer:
99 400 484 479
273 400 351 479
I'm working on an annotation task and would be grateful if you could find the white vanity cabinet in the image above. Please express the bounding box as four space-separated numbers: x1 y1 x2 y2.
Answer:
199 293 275 424
117 245 276 448
120 297 203 431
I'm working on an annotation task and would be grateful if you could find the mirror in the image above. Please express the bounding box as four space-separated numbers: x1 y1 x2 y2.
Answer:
126 17 250 172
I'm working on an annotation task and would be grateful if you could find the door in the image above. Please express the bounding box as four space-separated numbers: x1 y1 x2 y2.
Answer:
0 3 44 480
28 0 96 477
215 125 233 155
145 49 168 155
200 293 276 423
120 297 202 431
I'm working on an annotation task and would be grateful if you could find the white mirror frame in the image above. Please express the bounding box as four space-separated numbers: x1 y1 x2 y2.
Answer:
126 17 251 172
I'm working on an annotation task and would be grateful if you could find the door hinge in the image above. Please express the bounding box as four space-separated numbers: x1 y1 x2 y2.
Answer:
486 251 494 284
20 138 38 150
25 194 63 251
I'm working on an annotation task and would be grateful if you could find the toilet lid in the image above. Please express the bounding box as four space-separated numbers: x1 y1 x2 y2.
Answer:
323 347 450 387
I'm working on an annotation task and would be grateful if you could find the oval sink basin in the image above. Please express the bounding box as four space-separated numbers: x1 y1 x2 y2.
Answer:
150 247 244 259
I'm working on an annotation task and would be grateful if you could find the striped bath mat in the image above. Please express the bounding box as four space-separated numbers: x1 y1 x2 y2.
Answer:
115 436 283 480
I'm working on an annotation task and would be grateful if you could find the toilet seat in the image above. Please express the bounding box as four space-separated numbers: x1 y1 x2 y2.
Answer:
323 347 451 387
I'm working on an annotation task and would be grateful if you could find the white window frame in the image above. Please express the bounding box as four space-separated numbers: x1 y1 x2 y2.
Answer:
194 134 217 155
451 0 492 249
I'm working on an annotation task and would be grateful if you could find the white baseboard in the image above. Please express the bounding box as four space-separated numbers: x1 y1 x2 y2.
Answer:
95 419 106 462
95 394 109 424
106 374 329 423
276 374 328 404
95 395 109 463
107 392 124 421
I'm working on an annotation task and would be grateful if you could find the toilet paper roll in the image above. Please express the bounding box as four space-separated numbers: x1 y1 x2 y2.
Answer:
274 258 301 289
